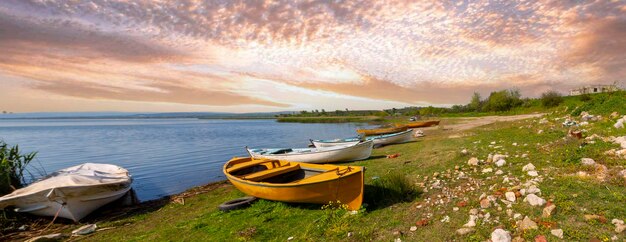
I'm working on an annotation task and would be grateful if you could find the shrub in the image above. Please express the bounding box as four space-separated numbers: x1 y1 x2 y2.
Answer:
540 90 564 107
579 93 592 102
483 89 523 112
0 141 37 195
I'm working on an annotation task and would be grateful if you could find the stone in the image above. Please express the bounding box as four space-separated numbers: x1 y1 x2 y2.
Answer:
468 157 479 166
495 170 504 175
519 216 538 230
456 227 475 235
505 192 516 202
463 215 478 227
72 224 97 235
457 201 468 207
482 168 493 173
453 207 459 211
616 224 626 233
493 154 507 162
288 237 294 241
461 149 469 155
542 204 556 218
615 119 624 129
527 171 538 177
394 238 402 242
526 185 541 194
26 234 68 242
440 216 450 223
490 229 511 242
469 208 479 215
415 219 429 226
581 158 596 166
480 198 491 208
348 232 353 237
496 159 506 167
513 213 522 220
522 163 536 171
487 154 494 163
534 235 547 242
551 229 564 239
410 226 417 232
524 194 546 206
512 237 525 242
537 130 544 134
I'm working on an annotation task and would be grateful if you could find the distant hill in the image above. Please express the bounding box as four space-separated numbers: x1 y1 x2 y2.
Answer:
0 111 297 119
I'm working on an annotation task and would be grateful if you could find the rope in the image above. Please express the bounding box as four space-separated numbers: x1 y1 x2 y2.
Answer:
41 202 64 232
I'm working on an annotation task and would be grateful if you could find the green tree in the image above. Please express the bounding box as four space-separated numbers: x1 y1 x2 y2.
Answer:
469 92 482 112
540 90 563 107
483 89 523 112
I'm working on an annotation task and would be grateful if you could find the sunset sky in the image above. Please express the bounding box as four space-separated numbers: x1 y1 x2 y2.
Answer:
1 0 625 113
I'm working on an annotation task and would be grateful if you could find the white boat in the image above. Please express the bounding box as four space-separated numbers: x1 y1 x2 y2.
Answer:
246 140 373 164
311 129 414 148
0 163 132 222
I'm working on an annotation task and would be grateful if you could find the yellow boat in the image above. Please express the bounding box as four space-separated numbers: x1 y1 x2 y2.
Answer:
223 157 364 210
406 120 440 128
356 125 408 136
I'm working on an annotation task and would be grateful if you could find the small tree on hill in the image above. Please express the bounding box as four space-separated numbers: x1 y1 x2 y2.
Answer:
469 92 482 112
541 90 564 107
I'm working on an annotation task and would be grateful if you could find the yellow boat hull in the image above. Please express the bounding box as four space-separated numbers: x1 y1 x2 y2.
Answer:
224 157 364 210
406 120 440 128
356 125 408 136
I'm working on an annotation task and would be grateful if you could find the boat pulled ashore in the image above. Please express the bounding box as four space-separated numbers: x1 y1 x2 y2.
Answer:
0 163 132 222
246 140 373 164
311 129 414 148
224 157 364 210
356 125 408 136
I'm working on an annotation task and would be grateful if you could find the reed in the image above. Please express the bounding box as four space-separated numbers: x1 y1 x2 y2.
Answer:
0 141 37 195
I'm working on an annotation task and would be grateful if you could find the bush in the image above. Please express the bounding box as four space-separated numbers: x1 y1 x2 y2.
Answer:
483 89 523 112
0 141 37 195
579 93 592 102
541 90 564 107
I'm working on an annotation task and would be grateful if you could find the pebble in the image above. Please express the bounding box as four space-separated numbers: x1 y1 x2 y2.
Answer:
490 229 511 242
410 226 417 232
495 170 504 175
522 163 536 171
480 198 491 208
456 227 475 235
534 235 548 242
524 194 546 206
527 171 538 177
463 215 478 227
581 158 596 166
551 229 564 239
519 216 538 230
468 157 479 166
461 149 469 155
495 159 506 167
482 168 493 173
288 236 294 241
542 204 556 218
505 192 516 202
453 207 459 211
513 213 522 220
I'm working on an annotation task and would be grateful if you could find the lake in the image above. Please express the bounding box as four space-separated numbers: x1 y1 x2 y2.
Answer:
0 119 373 201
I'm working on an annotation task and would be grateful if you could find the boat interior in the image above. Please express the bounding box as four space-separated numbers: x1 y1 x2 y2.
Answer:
226 158 342 184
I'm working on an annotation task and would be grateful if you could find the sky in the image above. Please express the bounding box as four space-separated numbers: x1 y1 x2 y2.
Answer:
0 0 625 113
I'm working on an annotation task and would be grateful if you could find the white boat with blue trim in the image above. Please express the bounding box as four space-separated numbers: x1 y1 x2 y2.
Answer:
246 140 373 164
311 129 414 148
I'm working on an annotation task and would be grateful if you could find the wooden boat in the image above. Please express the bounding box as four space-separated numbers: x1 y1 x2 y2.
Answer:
356 125 408 136
246 140 373 164
0 163 132 222
224 157 364 210
311 129 414 148
406 120 440 128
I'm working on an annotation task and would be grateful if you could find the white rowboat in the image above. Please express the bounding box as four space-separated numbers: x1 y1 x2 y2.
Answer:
311 129 414 148
0 163 132 222
247 140 373 164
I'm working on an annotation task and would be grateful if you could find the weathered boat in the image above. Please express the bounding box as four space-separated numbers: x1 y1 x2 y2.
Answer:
0 163 132 222
311 129 414 148
224 157 364 210
246 140 373 164
356 125 408 136
406 120 440 128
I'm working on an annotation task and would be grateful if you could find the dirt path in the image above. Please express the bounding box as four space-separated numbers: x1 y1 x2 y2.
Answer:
425 113 545 132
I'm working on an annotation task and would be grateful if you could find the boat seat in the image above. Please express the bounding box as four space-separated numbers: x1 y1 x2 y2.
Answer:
243 164 301 182
226 159 278 174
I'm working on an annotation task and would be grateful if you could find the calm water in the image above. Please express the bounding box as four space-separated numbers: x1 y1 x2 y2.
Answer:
0 119 372 201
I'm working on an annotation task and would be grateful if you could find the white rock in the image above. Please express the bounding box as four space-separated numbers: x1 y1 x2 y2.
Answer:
463 215 478 227
524 194 546 206
491 141 497 145
461 149 469 155
551 229 564 239
527 171 538 177
394 238 402 242
612 219 624 225
526 185 541 194
521 154 528 158
469 208 479 215
482 168 493 173
440 215 450 223
522 163 536 172
468 157 479 166
581 158 596 166
513 213 522 220
456 227 475 235
615 119 624 129
537 130 544 134
495 170 504 175
505 192 516 202
490 229 512 242
493 154 507 162
495 159 506 167
410 226 417 231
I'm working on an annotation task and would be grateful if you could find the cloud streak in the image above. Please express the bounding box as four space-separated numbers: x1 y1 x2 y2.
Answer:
0 0 624 111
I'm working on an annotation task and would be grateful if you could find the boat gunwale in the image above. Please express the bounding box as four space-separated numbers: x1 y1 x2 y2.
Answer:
223 160 364 188
0 178 132 202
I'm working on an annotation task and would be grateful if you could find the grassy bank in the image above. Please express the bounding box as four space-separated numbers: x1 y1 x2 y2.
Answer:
276 116 384 123
6 107 617 241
